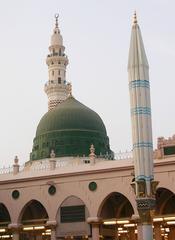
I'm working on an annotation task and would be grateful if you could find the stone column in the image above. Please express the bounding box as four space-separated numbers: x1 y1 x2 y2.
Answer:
131 215 142 240
50 227 56 240
91 223 100 240
46 220 57 240
169 226 175 240
12 232 20 240
87 217 101 240
137 223 143 240
128 228 136 240
8 223 21 240
154 223 161 240
36 236 43 240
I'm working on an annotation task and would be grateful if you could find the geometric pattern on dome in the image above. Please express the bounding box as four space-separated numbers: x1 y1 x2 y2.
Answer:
49 99 64 110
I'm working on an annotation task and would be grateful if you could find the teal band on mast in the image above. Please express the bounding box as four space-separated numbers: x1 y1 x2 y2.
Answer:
129 80 150 89
131 106 151 115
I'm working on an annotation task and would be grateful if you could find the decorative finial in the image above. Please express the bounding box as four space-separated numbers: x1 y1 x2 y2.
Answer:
90 144 95 154
67 82 72 96
133 11 138 25
55 13 59 28
50 149 56 159
14 156 19 165
89 144 96 165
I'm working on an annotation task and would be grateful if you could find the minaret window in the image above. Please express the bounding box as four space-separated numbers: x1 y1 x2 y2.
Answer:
52 70 54 76
59 49 62 56
58 77 61 84
58 70 60 75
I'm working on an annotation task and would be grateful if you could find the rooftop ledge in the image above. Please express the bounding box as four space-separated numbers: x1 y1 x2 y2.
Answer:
0 151 175 182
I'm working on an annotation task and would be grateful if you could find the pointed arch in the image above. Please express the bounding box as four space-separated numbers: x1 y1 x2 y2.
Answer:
156 187 175 215
0 203 11 226
56 195 91 237
98 192 134 219
18 199 49 224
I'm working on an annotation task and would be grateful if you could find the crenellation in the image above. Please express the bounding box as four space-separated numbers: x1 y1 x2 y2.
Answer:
154 134 175 159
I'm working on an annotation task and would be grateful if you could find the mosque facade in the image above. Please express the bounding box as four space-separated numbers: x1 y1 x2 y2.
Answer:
0 15 175 240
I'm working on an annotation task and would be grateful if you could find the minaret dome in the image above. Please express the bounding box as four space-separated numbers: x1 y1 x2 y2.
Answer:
50 14 63 46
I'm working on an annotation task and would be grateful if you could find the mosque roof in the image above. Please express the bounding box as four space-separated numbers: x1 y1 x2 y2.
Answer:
36 96 107 136
30 96 113 160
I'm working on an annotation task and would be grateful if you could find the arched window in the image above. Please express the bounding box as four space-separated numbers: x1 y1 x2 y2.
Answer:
58 77 61 84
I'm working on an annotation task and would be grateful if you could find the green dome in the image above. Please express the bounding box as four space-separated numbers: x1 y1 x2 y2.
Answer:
30 97 113 160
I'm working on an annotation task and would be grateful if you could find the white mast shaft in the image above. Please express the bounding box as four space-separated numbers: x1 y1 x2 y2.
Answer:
128 23 153 183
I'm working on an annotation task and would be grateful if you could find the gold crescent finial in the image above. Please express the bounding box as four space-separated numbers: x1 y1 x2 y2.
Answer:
133 11 138 25
55 13 59 28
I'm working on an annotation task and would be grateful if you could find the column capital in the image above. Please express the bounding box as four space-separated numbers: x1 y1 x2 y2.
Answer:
87 217 102 224
131 214 141 223
8 223 22 230
46 220 57 228
136 197 156 224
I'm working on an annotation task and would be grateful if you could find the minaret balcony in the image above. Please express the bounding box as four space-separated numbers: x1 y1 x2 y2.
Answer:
46 55 68 66
47 52 66 57
44 80 67 88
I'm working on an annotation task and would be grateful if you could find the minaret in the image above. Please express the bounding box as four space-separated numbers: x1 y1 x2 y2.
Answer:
44 14 70 110
128 13 158 240
128 12 153 192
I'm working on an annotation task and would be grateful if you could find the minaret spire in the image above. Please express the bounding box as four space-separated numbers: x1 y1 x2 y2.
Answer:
55 13 59 28
44 14 70 110
128 13 158 240
128 14 151 180
133 11 137 25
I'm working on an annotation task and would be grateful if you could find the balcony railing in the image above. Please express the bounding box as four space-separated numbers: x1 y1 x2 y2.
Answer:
0 151 133 176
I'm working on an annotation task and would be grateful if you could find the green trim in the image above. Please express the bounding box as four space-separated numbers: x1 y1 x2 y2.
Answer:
48 185 56 195
89 182 97 191
60 205 85 223
12 190 20 199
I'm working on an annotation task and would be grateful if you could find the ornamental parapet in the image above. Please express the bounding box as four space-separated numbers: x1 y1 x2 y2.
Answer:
0 153 129 176
46 55 68 65
44 80 68 88
1 138 175 176
154 134 175 159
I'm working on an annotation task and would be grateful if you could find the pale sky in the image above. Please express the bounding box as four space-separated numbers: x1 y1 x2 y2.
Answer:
0 0 175 167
